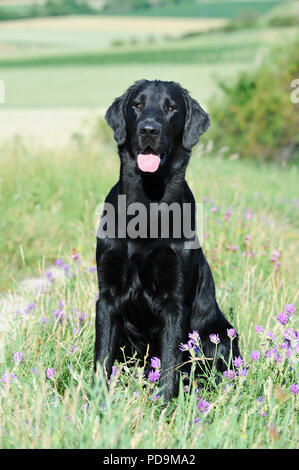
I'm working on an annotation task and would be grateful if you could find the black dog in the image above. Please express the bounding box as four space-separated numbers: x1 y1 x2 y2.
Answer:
94 79 240 400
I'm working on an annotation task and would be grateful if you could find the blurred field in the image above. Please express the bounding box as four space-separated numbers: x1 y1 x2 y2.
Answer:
0 2 298 450
0 134 298 448
0 15 226 59
0 14 297 144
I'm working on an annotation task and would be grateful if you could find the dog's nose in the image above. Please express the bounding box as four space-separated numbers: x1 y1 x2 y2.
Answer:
138 122 161 137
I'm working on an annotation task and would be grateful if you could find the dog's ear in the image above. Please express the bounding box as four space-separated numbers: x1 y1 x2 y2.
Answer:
105 80 146 146
182 89 210 151
105 93 128 146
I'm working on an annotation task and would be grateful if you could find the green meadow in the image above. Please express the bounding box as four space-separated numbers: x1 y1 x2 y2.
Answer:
0 137 298 448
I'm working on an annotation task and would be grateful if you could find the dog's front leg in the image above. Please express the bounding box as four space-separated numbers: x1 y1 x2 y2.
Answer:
94 297 122 382
159 307 185 401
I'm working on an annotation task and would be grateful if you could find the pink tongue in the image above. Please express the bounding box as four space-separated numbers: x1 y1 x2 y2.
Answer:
137 153 161 173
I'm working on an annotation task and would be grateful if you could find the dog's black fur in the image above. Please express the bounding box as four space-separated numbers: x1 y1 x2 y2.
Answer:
94 79 240 400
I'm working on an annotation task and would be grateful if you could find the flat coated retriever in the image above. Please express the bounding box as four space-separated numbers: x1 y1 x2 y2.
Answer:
94 79 240 400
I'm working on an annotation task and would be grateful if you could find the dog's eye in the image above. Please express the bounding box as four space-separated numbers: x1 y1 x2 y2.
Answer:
134 103 143 110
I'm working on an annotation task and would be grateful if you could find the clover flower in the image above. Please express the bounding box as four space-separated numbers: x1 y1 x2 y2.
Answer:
148 370 160 383
197 399 210 413
13 352 23 364
285 304 295 315
152 394 160 402
233 356 244 368
150 357 161 369
255 325 264 333
227 328 236 340
209 334 220 345
223 370 237 382
270 251 280 262
188 331 200 343
46 368 57 379
276 311 289 325
290 384 298 395
250 350 260 361
1 373 18 384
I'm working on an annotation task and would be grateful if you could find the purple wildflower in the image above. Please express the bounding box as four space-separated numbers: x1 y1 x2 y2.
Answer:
285 304 296 315
209 334 220 345
233 356 244 368
45 270 54 283
24 302 36 314
266 331 276 341
284 328 295 340
250 350 260 361
46 368 56 379
13 352 23 364
152 394 160 402
276 311 289 325
1 373 18 384
255 325 264 333
179 340 194 351
55 259 64 266
223 370 237 382
224 210 232 221
79 312 86 322
54 309 63 323
189 330 200 343
270 251 280 262
197 399 210 413
30 367 39 375
227 328 236 340
290 384 299 395
72 252 80 262
148 369 160 383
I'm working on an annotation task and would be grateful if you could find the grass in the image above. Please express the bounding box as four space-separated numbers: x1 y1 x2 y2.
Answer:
0 131 298 448
0 15 226 60
100 1 284 19
0 26 296 109
0 63 252 109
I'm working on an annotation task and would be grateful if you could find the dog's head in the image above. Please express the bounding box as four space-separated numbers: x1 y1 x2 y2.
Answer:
105 79 210 174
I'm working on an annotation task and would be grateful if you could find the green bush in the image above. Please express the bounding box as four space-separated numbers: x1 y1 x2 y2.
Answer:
268 15 299 27
205 38 299 163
